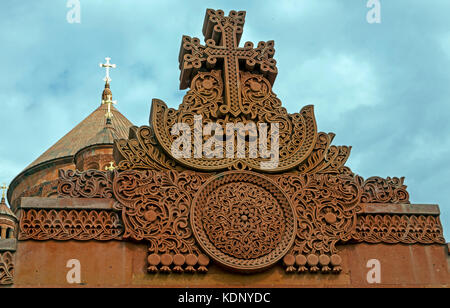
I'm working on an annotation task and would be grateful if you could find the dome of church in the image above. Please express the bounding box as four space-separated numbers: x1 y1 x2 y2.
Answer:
26 102 132 170
0 198 15 219
7 63 134 209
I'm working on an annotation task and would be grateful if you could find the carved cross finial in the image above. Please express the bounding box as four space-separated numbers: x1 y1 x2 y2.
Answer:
99 57 116 83
0 183 8 199
178 9 278 117
105 161 116 171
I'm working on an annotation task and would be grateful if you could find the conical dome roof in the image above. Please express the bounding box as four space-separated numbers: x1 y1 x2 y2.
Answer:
26 103 132 170
0 198 16 219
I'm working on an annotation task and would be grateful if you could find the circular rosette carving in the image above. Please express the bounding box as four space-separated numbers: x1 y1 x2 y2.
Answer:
240 73 272 116
191 171 296 272
191 70 222 101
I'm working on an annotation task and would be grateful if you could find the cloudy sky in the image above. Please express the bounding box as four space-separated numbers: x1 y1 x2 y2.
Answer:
1 0 449 240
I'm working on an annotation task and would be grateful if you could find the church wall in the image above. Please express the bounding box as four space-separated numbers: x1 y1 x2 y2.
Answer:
12 240 449 287
74 145 114 172
9 160 75 211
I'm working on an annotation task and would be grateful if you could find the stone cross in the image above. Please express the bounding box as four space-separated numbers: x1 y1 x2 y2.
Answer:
179 9 278 117
99 57 116 83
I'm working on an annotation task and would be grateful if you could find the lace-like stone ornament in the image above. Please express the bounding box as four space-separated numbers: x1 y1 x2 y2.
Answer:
191 171 296 272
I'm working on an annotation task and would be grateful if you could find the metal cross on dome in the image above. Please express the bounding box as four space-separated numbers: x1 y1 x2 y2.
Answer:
0 183 7 199
99 57 116 83
105 99 116 120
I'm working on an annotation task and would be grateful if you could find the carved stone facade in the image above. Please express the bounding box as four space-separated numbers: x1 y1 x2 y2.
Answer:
109 9 445 275
6 9 448 286
0 197 16 286
18 208 123 241
0 251 14 285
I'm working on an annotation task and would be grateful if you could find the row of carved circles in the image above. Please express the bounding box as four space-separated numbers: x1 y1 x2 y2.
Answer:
283 253 342 274
147 253 210 274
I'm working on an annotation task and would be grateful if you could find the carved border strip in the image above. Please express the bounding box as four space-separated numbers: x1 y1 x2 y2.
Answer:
18 209 123 241
353 214 445 244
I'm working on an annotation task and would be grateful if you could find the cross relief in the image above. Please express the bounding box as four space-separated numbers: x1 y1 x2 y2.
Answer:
179 9 278 117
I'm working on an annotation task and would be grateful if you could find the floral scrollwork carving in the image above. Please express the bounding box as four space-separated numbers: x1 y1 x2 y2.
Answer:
272 173 363 273
113 125 179 172
360 176 410 204
58 169 114 198
0 251 14 285
113 170 211 273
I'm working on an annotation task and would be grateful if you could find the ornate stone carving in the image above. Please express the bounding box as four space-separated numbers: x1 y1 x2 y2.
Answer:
113 170 210 273
150 74 317 173
297 132 353 176
191 171 296 272
0 251 14 285
114 126 179 172
179 9 277 103
353 214 445 244
115 9 321 173
19 9 444 278
18 209 123 241
272 173 362 273
360 176 410 204
58 169 114 198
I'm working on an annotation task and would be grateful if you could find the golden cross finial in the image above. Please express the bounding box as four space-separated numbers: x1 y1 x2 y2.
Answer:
104 99 116 121
99 57 116 83
0 183 8 199
105 161 116 171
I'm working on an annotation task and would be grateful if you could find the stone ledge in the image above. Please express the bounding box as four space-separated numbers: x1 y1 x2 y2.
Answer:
361 203 440 215
19 197 117 211
0 239 16 252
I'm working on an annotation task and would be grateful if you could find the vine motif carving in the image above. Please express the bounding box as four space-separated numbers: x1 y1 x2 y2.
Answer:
191 171 296 272
58 169 114 198
297 132 353 176
18 209 123 241
113 170 211 273
114 126 179 172
360 176 410 204
272 173 362 273
353 214 445 244
0 251 14 285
